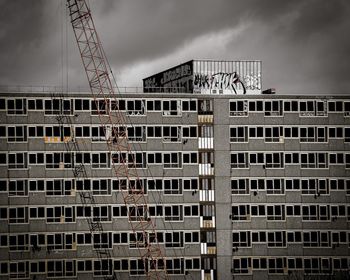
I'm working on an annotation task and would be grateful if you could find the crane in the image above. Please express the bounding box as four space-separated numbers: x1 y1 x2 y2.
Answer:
66 0 168 279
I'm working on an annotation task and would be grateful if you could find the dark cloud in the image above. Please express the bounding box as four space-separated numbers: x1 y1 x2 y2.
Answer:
0 0 349 93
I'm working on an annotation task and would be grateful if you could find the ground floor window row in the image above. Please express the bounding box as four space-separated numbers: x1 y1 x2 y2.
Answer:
232 257 349 275
230 125 350 143
231 204 350 222
0 230 200 252
232 230 350 248
229 99 350 117
0 204 200 224
0 124 198 143
0 257 200 277
231 151 350 169
0 151 199 169
231 177 350 195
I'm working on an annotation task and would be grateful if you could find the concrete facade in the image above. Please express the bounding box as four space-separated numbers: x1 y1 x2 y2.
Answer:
0 91 349 279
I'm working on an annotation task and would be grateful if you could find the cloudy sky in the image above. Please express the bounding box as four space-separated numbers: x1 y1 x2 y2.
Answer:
0 0 350 94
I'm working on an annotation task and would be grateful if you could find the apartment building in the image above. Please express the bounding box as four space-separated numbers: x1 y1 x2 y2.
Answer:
0 60 349 279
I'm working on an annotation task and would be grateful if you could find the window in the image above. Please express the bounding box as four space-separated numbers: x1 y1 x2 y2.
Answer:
183 152 197 164
46 179 74 196
304 258 320 274
7 126 27 142
345 127 350 142
316 100 327 116
130 259 145 275
284 100 298 112
330 153 344 165
299 100 315 116
284 153 299 164
265 152 284 168
28 153 44 165
163 152 181 168
300 127 315 142
94 232 112 249
162 126 180 142
182 126 197 138
230 126 248 142
284 126 299 138
93 206 110 222
265 126 283 142
91 152 110 168
8 234 29 251
126 99 145 115
232 258 251 274
249 126 264 138
231 179 249 194
232 231 251 247
267 231 286 247
9 207 28 224
165 231 183 248
182 100 197 111
29 207 45 219
7 98 26 115
231 205 250 221
229 100 248 116
231 153 248 168
164 179 182 195
29 180 45 192
183 178 198 191
75 126 90 138
8 180 28 196
8 152 27 169
329 127 343 138
266 179 284 194
251 205 266 216
266 205 285 221
287 231 302 243
92 179 110 195
8 261 29 279
163 100 180 116
164 205 183 221
248 100 264 112
328 100 343 113
252 258 267 270
184 205 198 217
91 99 108 115
286 205 301 216
28 99 43 111
45 152 73 169
91 126 107 142
302 205 317 221
184 232 199 243
301 179 317 195
268 258 285 274
127 126 146 142
165 258 184 275
146 99 162 111
74 98 90 111
249 153 265 165
28 126 44 138
264 100 282 116
147 152 162 164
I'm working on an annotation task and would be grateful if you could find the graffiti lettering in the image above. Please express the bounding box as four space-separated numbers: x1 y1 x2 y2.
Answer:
194 72 246 94
161 64 192 84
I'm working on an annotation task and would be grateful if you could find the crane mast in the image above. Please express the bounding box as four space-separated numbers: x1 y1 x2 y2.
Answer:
66 0 168 279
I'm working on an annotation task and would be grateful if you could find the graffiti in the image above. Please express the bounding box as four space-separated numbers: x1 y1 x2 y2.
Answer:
161 64 192 84
194 72 246 94
243 74 261 90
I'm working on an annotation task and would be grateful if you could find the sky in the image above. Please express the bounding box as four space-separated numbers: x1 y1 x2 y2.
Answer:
0 0 350 94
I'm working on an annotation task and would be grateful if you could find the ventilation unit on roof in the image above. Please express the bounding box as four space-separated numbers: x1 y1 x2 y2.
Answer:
262 88 276 94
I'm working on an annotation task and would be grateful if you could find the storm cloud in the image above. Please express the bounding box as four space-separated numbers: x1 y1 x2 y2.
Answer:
0 0 349 94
